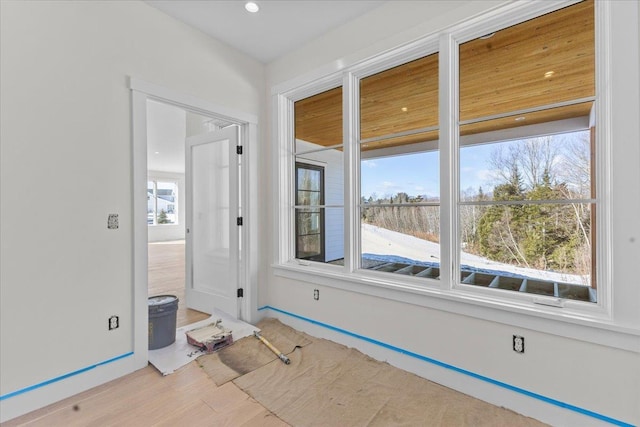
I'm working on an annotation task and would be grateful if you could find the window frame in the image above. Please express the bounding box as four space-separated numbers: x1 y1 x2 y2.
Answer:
441 0 609 315
274 0 616 340
347 40 442 277
354 50 442 286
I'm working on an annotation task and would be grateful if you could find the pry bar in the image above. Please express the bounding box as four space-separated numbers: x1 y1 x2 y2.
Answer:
254 330 291 365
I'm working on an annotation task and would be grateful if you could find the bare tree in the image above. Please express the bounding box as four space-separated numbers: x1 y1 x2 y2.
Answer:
556 132 591 198
490 136 559 190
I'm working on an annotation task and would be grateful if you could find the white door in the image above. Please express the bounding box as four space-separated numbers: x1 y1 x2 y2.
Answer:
185 126 240 317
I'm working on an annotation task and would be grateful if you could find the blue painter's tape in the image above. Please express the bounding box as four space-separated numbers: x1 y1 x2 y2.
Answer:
259 305 634 427
0 352 134 401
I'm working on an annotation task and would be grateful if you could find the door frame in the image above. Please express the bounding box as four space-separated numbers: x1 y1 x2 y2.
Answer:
130 77 259 369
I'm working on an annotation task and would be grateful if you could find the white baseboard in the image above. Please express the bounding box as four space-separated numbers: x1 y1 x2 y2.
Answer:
262 306 631 427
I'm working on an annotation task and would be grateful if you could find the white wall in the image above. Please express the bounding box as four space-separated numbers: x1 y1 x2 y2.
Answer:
0 0 263 421
265 1 640 426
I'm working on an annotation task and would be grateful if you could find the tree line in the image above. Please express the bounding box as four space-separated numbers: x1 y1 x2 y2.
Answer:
362 133 592 276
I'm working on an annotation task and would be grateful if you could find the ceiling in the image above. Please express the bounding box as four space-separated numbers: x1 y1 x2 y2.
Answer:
295 0 594 152
145 0 385 64
144 0 594 166
145 1 387 173
147 100 232 173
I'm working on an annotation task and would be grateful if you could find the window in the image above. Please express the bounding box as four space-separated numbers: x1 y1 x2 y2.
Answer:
294 87 344 264
278 0 603 310
456 0 596 302
295 162 325 261
148 180 178 225
359 52 440 277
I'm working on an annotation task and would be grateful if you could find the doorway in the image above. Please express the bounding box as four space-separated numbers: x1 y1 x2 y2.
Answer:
131 78 258 369
147 99 230 326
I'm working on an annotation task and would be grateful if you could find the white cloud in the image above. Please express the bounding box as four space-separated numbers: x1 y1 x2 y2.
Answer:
362 160 378 168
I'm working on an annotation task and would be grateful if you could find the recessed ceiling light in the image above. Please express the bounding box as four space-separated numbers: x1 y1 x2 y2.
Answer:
154 151 160 154
401 107 408 112
245 1 259 13
544 71 555 78
515 117 526 122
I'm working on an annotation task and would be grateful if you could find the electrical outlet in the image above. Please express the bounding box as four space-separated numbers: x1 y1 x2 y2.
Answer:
313 289 319 300
513 335 525 353
109 315 119 330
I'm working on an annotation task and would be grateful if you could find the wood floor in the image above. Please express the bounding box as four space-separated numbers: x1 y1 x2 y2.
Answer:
4 241 286 426
4 242 546 426
3 362 287 426
147 240 209 327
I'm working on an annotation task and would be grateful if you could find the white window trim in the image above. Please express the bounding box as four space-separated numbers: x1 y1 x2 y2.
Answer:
273 0 640 352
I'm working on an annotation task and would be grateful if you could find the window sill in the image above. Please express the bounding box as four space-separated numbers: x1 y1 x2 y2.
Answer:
272 262 640 353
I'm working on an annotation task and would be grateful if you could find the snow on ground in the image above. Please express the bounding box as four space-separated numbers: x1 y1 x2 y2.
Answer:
361 223 587 285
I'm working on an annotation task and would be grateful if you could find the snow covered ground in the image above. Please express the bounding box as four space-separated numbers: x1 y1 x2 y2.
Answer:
361 223 588 285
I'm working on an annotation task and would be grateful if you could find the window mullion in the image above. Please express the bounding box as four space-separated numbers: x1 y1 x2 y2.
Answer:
439 32 459 291
153 181 158 225
344 71 359 273
594 0 612 313
277 94 295 264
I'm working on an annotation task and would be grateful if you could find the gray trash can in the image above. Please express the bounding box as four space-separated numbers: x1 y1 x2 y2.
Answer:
148 295 179 350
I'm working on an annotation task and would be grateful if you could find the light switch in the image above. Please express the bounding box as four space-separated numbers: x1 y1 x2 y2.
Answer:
108 214 119 229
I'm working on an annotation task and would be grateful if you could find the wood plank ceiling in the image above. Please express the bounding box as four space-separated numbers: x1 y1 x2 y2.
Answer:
295 0 594 151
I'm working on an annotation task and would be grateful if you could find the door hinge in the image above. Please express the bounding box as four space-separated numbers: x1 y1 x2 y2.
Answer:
236 146 243 155
237 217 243 226
237 288 244 298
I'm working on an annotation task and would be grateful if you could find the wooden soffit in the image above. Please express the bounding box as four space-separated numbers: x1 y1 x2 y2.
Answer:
295 0 594 152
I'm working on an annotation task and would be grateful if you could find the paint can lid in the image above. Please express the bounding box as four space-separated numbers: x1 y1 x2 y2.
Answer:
148 295 178 306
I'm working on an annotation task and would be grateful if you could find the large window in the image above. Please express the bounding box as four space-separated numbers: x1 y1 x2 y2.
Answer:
280 0 602 308
147 180 178 225
359 52 440 278
456 0 595 302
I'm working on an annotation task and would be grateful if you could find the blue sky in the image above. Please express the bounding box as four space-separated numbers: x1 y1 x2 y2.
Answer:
360 144 497 200
359 130 590 201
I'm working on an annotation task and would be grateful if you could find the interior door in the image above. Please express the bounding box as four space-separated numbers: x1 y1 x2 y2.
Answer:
185 126 239 317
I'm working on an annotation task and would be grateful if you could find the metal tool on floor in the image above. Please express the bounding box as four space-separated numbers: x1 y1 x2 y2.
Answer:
254 330 290 364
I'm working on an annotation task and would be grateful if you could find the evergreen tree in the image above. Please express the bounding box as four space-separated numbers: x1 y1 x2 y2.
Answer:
478 186 486 201
476 164 527 264
157 210 170 224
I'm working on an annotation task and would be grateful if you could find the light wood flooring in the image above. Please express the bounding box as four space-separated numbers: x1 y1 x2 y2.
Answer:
4 241 286 426
3 362 287 426
147 240 209 327
4 242 547 426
